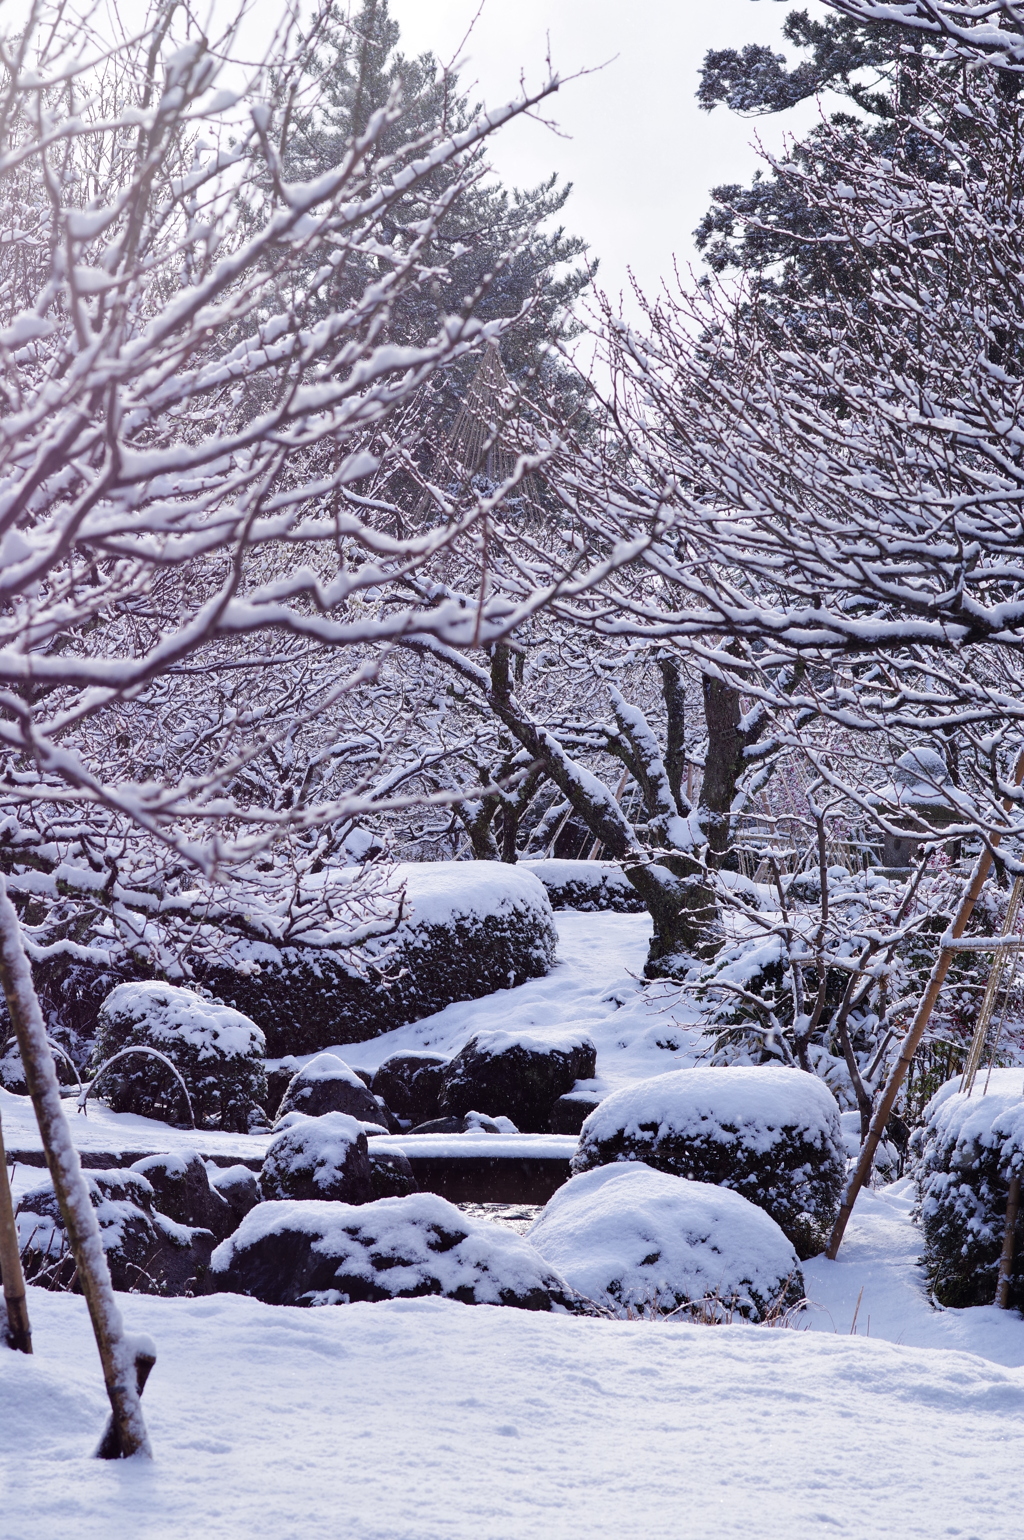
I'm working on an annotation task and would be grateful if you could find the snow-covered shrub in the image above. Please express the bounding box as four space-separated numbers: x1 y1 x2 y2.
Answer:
260 1113 372 1204
371 1053 450 1128
572 1067 845 1259
209 1191 584 1310
17 1168 214 1295
90 983 267 1132
275 1053 387 1128
519 860 645 913
441 1027 597 1133
529 1163 803 1320
915 1070 1024 1308
201 863 559 1056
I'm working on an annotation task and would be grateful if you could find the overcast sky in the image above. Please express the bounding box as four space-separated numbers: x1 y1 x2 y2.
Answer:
388 0 829 309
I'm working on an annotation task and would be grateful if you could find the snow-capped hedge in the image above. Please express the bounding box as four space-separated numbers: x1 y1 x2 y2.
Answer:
529 1163 803 1320
200 863 558 1056
209 1192 584 1311
572 1067 845 1259
915 1070 1024 1309
260 1113 372 1205
90 982 267 1133
519 860 645 913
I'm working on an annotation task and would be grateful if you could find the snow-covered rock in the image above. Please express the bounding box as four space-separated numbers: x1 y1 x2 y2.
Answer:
130 1150 234 1239
519 860 645 913
208 1162 261 1227
199 862 559 1056
275 1052 388 1128
529 1163 803 1320
260 1112 372 1204
367 1146 418 1199
549 1082 605 1135
90 982 267 1133
209 1191 584 1310
409 1109 518 1135
572 1067 845 1258
371 1051 450 1127
916 1069 1024 1308
441 1027 597 1133
17 1167 215 1295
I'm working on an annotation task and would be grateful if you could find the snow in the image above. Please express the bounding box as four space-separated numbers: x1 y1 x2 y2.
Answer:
4 1279 1024 1539
921 1067 1024 1166
99 983 265 1060
260 1112 367 1200
529 1164 801 1319
370 1132 576 1160
456 1025 595 1058
281 1052 367 1088
576 1065 843 1156
393 859 553 929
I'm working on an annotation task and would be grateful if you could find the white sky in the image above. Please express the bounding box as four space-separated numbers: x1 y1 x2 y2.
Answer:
388 0 831 308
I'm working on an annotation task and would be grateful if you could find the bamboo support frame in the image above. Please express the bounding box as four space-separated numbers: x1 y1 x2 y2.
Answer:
826 748 1024 1260
0 1106 31 1353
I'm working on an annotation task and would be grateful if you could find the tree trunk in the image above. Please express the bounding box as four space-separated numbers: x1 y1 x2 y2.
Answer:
700 673 748 863
0 876 152 1457
0 1105 31 1353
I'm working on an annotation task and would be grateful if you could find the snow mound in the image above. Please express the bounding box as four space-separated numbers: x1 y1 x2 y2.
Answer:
529 1163 803 1320
210 1191 584 1311
91 982 267 1132
573 1067 845 1258
274 1051 385 1127
916 1069 1024 1308
260 1111 372 1204
519 860 645 913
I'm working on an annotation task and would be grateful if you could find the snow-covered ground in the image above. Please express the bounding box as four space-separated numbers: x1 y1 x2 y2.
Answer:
6 910 1024 1536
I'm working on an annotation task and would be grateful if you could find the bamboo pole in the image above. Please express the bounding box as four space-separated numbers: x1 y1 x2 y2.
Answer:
0 876 151 1456
996 1173 1021 1310
826 748 1024 1260
0 1105 31 1353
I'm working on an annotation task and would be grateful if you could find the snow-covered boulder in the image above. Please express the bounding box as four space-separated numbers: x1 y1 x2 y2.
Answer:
368 1147 418 1200
371 1052 450 1128
275 1053 388 1129
17 1168 215 1295
209 1191 584 1310
441 1028 597 1133
572 1067 845 1259
130 1151 234 1240
409 1109 517 1135
915 1070 1024 1309
529 1164 803 1320
209 1163 262 1228
198 862 559 1056
549 1083 605 1135
90 982 267 1133
260 1112 372 1204
519 860 645 913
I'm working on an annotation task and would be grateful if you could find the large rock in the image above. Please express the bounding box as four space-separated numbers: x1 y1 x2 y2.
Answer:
90 982 267 1133
370 1053 449 1128
275 1053 387 1128
209 1164 262 1228
915 1069 1024 1308
17 1168 214 1295
209 1191 585 1310
529 1163 804 1321
549 1083 604 1135
441 1029 597 1134
408 1110 516 1135
368 1148 418 1200
198 863 558 1055
130 1151 234 1240
260 1112 372 1204
572 1067 845 1260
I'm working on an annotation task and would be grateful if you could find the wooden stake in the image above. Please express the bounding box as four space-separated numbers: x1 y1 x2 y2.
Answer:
0 877 151 1456
0 1106 31 1353
826 747 1024 1260
997 1172 1021 1310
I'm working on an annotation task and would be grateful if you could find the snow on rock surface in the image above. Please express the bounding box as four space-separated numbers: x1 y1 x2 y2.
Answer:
5 1282 1024 1540
210 1191 582 1311
259 1112 372 1204
91 982 267 1133
440 1027 596 1132
274 1051 385 1127
915 1068 1024 1308
529 1163 803 1320
200 861 559 1055
573 1066 845 1259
